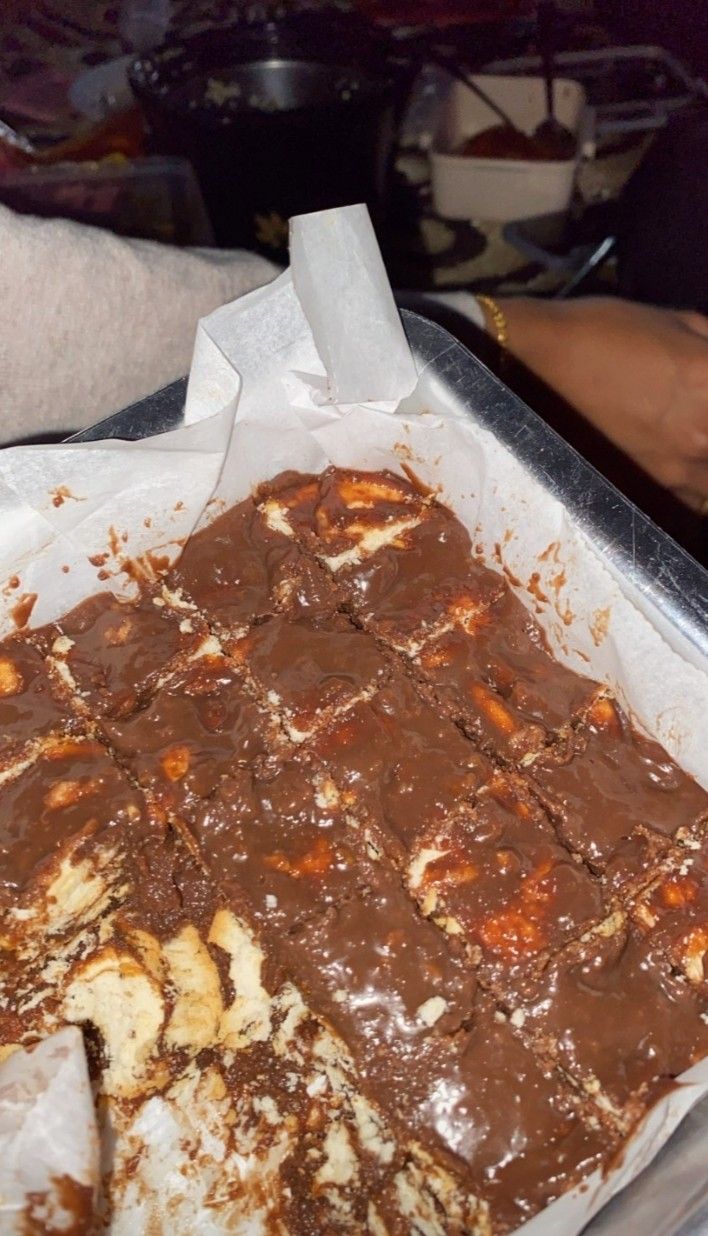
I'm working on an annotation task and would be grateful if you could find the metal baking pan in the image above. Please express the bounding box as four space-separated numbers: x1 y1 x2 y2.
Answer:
70 309 708 1235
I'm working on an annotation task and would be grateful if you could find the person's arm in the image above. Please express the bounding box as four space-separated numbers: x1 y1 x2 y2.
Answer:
0 204 279 446
486 296 708 512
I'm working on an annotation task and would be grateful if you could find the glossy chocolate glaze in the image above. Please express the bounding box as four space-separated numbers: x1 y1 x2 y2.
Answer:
2 465 707 1232
412 775 607 993
286 901 609 1232
167 497 340 629
415 591 597 760
0 636 75 761
262 469 505 640
104 653 275 813
307 673 492 857
189 763 373 943
340 510 505 639
633 849 708 994
232 613 390 734
259 468 425 555
529 697 708 879
55 591 203 718
0 737 147 901
518 917 708 1115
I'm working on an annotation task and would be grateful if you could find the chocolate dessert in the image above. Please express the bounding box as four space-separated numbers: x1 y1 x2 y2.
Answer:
1 467 706 1233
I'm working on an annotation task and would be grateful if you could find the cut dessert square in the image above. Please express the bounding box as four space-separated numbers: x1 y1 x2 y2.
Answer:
0 636 80 768
336 509 506 646
511 911 708 1128
282 863 477 1062
415 629 551 762
165 496 342 635
50 590 207 719
229 613 390 741
189 763 375 944
103 650 281 818
412 590 599 759
407 773 607 995
259 468 505 646
526 695 708 892
0 736 152 962
632 846 708 994
306 674 493 859
3 814 492 1235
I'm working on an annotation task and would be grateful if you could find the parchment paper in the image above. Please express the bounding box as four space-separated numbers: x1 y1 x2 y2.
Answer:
0 1027 98 1233
0 203 706 1234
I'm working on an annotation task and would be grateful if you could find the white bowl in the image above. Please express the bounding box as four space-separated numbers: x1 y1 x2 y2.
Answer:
430 73 588 223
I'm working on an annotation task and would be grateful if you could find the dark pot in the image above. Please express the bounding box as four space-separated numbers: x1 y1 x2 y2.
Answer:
129 12 415 253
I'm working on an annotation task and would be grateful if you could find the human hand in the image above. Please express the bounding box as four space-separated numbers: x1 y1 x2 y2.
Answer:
494 296 708 511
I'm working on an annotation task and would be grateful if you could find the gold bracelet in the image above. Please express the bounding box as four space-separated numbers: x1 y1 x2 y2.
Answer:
476 294 508 356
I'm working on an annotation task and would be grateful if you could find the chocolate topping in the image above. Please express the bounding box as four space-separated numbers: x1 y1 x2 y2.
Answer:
518 916 708 1116
415 591 597 760
412 775 606 992
55 591 202 718
233 614 389 734
260 468 425 555
529 697 708 877
190 763 372 941
633 849 708 994
340 510 505 639
307 674 492 856
0 737 147 901
0 637 75 761
104 654 275 813
414 993 611 1229
167 497 340 629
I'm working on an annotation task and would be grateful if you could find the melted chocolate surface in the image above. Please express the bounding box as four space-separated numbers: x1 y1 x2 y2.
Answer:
2 466 706 1230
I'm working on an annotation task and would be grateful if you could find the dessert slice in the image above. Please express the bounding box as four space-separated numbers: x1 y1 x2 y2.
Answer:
305 673 493 861
50 589 206 719
407 773 607 999
189 762 375 951
103 648 282 819
0 635 80 769
189 758 613 1234
278 893 613 1236
0 736 152 964
98 958 490 1235
3 825 491 1234
230 613 390 742
165 495 342 637
632 845 708 995
412 590 598 762
510 911 708 1129
526 695 708 895
259 468 505 647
